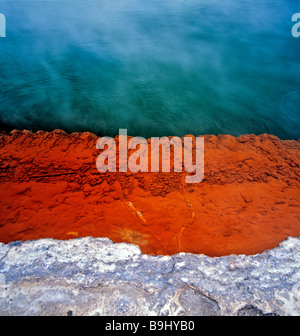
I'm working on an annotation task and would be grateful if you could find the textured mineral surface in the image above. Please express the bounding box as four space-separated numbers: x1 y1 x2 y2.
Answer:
0 130 299 256
0 236 299 316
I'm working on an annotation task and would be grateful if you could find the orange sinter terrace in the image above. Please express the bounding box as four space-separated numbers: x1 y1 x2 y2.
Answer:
0 129 299 257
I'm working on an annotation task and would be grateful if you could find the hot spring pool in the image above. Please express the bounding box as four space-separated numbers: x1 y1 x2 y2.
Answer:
0 0 299 139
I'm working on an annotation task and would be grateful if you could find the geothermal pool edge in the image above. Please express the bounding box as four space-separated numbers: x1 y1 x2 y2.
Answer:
0 130 299 256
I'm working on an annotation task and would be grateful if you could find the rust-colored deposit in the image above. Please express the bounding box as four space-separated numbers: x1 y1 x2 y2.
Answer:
0 130 299 256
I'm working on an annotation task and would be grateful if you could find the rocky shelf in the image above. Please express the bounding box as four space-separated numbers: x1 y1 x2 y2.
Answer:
0 236 299 316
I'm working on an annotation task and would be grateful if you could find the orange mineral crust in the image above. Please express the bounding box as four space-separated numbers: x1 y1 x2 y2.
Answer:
0 130 299 256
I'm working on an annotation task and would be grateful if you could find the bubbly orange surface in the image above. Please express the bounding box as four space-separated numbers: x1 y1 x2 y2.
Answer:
0 130 299 256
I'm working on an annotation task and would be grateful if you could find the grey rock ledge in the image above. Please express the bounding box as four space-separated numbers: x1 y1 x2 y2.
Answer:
0 236 299 316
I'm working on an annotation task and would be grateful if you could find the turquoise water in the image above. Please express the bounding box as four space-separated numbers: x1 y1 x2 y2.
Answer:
0 0 299 139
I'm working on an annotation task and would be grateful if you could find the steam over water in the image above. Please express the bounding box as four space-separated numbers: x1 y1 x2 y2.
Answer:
0 0 299 139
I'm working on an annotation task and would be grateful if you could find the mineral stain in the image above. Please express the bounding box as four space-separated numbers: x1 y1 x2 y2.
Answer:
0 130 299 257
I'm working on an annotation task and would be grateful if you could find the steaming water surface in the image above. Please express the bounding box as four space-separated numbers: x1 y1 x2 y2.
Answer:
0 0 299 139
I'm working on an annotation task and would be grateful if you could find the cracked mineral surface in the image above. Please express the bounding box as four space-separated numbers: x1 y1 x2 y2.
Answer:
0 237 299 316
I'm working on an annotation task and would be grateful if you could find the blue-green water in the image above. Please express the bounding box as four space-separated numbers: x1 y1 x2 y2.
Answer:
0 0 299 139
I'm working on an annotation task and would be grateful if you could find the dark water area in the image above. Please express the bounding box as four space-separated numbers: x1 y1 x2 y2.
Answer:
0 0 299 139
